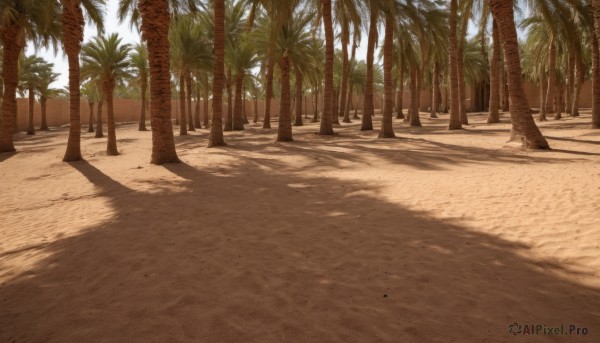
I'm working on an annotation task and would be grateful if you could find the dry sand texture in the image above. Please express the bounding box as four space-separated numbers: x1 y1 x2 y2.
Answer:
1 111 600 342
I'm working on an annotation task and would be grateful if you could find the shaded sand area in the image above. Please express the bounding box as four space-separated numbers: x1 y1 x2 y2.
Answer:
1 111 600 342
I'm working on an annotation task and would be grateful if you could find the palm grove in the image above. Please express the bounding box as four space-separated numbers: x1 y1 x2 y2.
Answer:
1 0 600 164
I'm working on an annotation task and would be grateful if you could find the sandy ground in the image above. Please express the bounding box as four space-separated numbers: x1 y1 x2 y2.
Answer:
1 110 600 342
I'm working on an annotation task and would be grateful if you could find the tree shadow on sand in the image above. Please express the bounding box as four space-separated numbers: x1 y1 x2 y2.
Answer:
1 152 599 343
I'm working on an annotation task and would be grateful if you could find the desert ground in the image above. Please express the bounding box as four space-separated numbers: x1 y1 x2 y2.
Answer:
1 111 599 342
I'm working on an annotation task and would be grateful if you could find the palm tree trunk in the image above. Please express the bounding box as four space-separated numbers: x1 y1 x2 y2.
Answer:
431 61 439 119
448 0 462 130
538 72 547 121
277 52 293 142
312 87 319 122
179 74 187 135
566 53 574 115
396 67 405 119
490 0 549 149
104 81 119 155
571 56 583 117
0 23 21 152
139 0 179 163
380 14 395 138
488 19 501 123
139 71 148 130
410 67 422 127
195 80 201 129
319 0 335 135
339 22 349 119
332 87 340 124
502 69 509 111
233 71 245 130
242 88 249 124
27 86 35 135
95 98 104 138
203 74 210 128
87 101 94 132
545 38 556 113
62 0 84 161
41 97 50 131
254 97 259 123
361 3 377 131
186 72 195 131
263 55 274 129
208 0 226 147
458 39 468 125
593 26 600 128
294 68 304 126
343 83 353 123
555 79 563 120
224 69 234 131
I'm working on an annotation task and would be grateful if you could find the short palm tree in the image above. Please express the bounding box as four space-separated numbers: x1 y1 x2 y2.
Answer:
81 81 100 133
81 33 132 156
36 67 62 131
19 55 48 135
170 15 213 135
129 43 149 131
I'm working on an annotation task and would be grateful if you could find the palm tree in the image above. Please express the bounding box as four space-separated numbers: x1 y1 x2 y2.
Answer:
209 0 227 147
129 43 149 131
320 0 335 135
19 55 48 135
448 0 462 130
170 15 213 135
0 0 61 152
593 0 600 127
225 1 252 131
120 0 189 163
274 10 315 141
81 33 131 156
488 18 501 123
335 0 362 122
380 6 396 138
81 81 100 132
36 66 62 131
360 0 378 131
61 0 104 161
489 0 549 149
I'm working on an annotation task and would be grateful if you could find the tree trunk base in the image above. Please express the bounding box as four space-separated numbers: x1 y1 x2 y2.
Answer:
430 114 438 119
378 132 396 138
448 123 462 130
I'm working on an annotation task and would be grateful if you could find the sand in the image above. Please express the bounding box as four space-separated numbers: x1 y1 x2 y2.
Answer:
1 111 599 342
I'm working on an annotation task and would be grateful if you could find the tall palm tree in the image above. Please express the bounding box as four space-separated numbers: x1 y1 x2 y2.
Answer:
0 0 61 152
594 0 600 128
274 10 315 141
360 0 379 131
489 0 549 149
61 0 105 161
448 0 462 130
209 0 227 147
120 0 191 163
129 43 149 131
320 0 335 135
488 18 501 123
81 33 131 156
36 65 62 131
380 5 396 138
